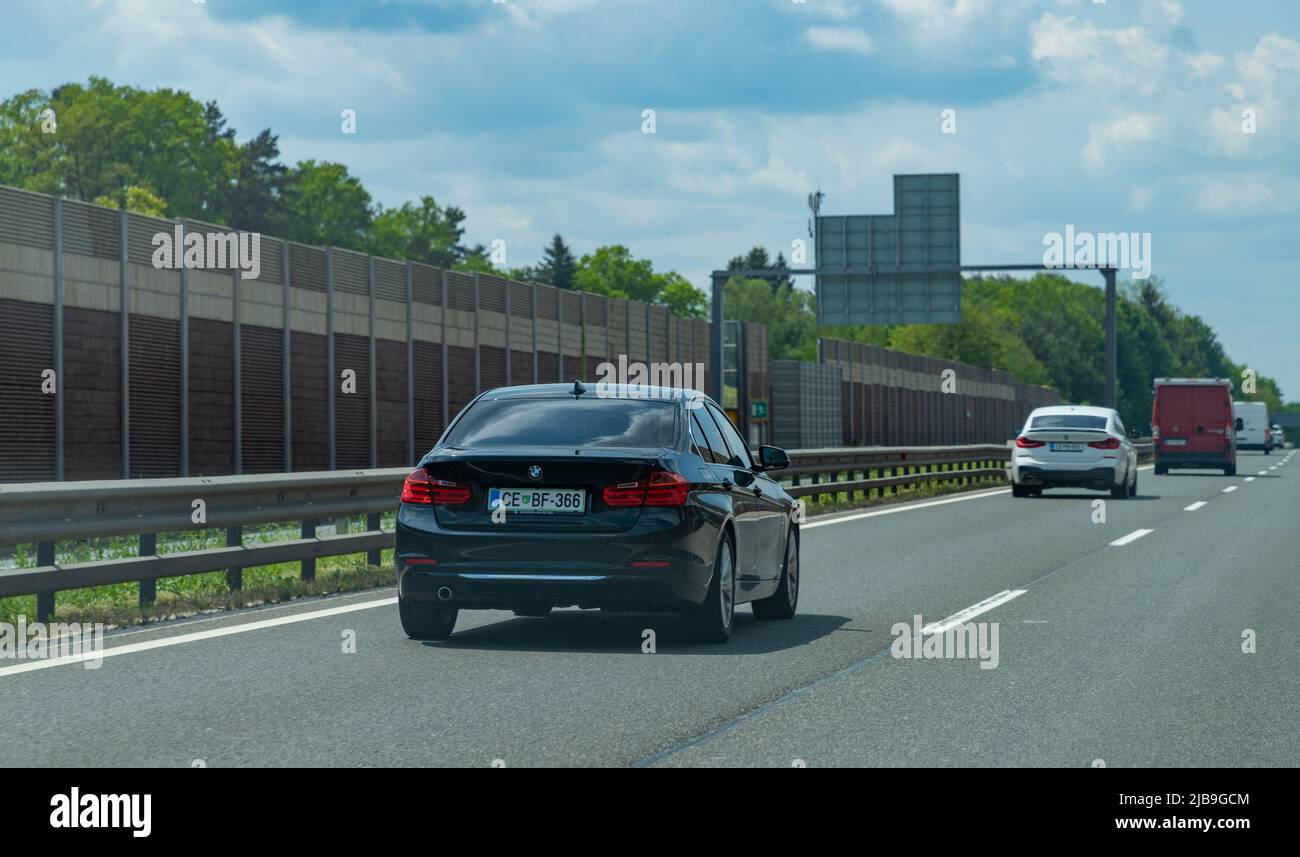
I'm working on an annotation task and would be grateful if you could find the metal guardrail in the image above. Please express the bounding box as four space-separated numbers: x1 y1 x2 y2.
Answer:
0 441 1155 619
784 444 1011 502
0 468 410 617
783 440 1154 502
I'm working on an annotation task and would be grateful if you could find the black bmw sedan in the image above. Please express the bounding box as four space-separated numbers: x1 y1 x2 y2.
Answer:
395 382 800 643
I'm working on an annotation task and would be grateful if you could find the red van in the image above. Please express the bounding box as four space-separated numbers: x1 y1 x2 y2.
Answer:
1152 378 1236 475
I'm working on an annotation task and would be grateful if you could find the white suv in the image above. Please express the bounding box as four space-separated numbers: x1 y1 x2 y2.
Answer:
1011 405 1139 499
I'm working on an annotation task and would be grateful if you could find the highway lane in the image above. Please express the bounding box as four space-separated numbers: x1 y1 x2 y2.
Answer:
0 451 1294 767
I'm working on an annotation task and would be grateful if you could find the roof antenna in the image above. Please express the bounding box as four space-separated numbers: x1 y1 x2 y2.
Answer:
571 379 587 397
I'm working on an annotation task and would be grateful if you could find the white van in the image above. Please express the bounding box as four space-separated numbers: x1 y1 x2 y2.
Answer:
1233 401 1272 453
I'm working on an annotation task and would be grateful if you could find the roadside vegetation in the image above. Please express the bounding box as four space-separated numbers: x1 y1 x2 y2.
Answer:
0 515 396 630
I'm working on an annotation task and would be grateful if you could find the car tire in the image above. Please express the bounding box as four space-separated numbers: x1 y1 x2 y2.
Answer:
1154 463 1167 476
1110 476 1128 500
512 606 552 618
686 533 736 644
1225 463 1237 476
399 599 458 640
1129 469 1138 497
753 528 798 621
1012 482 1029 498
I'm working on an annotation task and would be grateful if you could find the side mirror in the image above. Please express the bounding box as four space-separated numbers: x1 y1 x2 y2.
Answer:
1129 428 1142 439
1235 417 1244 431
757 445 790 471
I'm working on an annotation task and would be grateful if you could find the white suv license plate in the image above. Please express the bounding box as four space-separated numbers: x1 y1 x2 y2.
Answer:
1050 442 1084 452
488 488 586 515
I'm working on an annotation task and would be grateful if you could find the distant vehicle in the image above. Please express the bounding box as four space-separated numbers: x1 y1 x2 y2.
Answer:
1233 401 1272 453
1011 405 1139 498
394 383 800 643
1270 424 1284 449
1152 378 1236 475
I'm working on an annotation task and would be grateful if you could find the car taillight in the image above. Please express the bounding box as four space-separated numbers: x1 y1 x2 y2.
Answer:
401 469 470 505
601 470 690 508
1088 437 1121 449
1151 425 1160 440
1016 436 1045 448
602 481 646 507
645 470 690 506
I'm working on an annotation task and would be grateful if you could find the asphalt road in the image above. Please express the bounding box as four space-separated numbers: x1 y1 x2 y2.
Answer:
2 450 1296 767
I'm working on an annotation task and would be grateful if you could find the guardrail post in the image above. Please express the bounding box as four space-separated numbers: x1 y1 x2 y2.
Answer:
226 526 243 591
366 512 382 566
301 519 317 581
139 533 157 607
36 542 55 621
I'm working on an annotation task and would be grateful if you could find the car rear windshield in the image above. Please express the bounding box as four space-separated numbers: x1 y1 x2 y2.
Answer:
443 397 678 448
1030 414 1109 430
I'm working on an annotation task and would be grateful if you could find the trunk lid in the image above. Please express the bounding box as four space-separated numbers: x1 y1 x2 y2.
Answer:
425 446 669 532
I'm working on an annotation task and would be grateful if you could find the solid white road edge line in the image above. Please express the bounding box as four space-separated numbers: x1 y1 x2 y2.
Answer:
1110 528 1154 547
1184 501 1208 511
920 589 1027 635
0 597 399 678
803 486 1009 529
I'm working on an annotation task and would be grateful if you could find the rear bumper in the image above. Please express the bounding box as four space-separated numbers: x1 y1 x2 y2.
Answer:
1156 450 1233 468
394 505 718 611
1015 465 1118 489
399 568 699 611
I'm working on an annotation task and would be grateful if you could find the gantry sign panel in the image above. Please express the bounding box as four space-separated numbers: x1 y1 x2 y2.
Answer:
815 173 961 326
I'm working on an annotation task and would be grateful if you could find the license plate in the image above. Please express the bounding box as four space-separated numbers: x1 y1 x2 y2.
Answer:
488 487 586 515
1164 438 1187 446
1050 442 1084 451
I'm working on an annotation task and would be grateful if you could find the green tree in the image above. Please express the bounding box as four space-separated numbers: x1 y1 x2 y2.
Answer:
536 234 577 290
369 196 472 268
278 160 372 251
724 277 818 361
574 245 659 302
657 272 708 318
727 246 792 293
92 185 167 217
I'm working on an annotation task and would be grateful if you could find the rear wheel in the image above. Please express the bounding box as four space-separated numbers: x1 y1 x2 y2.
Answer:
753 528 798 621
399 599 458 640
1110 476 1128 500
1154 462 1168 476
1129 469 1138 497
1224 463 1236 476
686 533 735 643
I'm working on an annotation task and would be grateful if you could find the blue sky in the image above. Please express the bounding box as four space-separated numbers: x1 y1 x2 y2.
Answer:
2 0 1297 395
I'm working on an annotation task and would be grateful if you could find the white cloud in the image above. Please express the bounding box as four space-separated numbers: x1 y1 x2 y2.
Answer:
795 0 861 21
1206 33 1300 158
1184 51 1225 79
804 26 875 55
1128 187 1154 212
1193 174 1300 217
879 0 1038 47
1030 14 1171 93
1082 114 1160 170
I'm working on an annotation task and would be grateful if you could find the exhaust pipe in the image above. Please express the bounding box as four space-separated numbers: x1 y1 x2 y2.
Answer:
436 586 454 603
